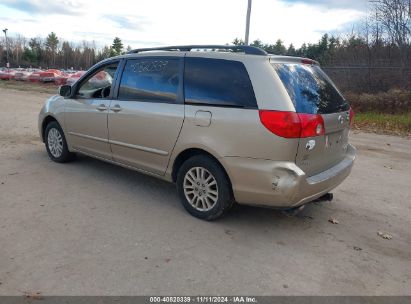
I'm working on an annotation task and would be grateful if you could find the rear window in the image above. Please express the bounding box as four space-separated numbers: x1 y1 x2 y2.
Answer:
272 63 349 114
184 58 257 108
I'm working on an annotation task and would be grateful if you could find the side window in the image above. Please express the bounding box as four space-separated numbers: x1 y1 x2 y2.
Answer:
118 58 179 103
78 63 119 99
184 58 257 108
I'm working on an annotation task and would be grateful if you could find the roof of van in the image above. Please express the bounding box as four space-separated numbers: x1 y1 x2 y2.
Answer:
126 45 268 55
110 45 318 65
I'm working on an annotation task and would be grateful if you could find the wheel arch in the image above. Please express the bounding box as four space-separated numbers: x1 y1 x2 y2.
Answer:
41 115 59 142
171 148 233 195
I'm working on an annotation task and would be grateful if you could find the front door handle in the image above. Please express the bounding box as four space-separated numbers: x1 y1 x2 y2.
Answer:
96 104 107 111
111 104 122 113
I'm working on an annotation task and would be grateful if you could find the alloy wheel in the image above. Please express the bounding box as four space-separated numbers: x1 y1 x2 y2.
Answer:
183 167 219 211
47 128 63 158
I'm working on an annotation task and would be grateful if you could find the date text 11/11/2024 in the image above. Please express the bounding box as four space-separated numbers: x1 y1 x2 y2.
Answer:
149 296 258 303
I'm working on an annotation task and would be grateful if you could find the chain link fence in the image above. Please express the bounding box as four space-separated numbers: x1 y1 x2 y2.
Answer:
323 66 411 93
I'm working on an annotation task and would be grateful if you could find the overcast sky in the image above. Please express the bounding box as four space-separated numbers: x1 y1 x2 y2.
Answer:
0 0 367 49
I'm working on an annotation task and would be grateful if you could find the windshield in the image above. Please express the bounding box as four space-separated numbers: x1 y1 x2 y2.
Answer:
272 63 349 114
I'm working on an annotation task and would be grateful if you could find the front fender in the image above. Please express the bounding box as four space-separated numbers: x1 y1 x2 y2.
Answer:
38 95 66 142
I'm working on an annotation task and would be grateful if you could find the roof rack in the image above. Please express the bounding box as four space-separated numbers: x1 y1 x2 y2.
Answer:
127 45 268 56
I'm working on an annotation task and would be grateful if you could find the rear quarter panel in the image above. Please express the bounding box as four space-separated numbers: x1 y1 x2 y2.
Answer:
169 105 300 165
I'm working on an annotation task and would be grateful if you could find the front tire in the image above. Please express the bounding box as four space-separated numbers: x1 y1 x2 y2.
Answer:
176 155 233 220
44 121 74 163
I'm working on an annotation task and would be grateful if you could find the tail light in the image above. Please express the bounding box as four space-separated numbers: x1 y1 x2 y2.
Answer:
298 113 325 137
259 111 301 138
259 110 325 138
349 107 355 126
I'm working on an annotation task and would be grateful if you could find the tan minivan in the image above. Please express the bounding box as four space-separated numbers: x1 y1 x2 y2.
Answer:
38 45 356 220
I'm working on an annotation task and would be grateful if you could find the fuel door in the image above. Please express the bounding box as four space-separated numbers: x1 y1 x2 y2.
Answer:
194 110 212 127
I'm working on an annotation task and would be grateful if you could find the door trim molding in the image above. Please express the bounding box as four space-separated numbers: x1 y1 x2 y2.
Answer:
109 139 168 156
68 132 168 156
68 132 109 143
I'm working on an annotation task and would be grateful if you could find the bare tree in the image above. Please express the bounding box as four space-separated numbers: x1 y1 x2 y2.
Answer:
370 0 411 46
369 0 411 86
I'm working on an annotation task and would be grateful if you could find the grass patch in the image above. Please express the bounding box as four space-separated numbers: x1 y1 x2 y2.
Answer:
354 112 411 136
0 80 58 95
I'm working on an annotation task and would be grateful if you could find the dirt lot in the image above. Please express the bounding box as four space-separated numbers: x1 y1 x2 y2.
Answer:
0 88 410 296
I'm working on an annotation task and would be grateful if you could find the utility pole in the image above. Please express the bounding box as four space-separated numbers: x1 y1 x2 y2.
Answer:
245 0 252 45
2 28 9 68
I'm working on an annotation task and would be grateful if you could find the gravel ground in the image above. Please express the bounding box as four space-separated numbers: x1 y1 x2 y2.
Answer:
0 88 410 296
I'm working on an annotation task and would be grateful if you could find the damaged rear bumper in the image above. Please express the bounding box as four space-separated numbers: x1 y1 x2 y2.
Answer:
222 144 356 208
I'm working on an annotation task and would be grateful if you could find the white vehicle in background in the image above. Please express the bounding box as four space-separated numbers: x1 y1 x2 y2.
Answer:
15 69 32 81
65 71 86 85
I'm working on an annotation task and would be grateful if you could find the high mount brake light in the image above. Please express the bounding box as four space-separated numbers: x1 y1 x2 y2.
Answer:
301 59 317 65
259 110 325 138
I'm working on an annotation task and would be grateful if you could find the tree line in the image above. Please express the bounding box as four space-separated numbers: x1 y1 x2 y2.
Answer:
0 33 127 70
0 0 410 92
234 0 410 67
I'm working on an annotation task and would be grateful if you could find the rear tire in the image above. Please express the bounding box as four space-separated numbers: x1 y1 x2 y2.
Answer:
44 121 75 163
176 155 233 220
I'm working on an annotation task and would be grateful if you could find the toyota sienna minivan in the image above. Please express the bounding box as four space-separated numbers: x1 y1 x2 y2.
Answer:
39 45 356 220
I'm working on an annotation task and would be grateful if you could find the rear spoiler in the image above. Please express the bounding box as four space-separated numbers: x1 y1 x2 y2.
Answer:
269 56 320 66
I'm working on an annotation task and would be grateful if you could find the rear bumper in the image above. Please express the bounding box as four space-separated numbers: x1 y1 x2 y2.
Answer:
222 144 356 208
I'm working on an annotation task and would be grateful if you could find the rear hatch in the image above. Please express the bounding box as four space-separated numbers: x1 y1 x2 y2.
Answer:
272 61 352 176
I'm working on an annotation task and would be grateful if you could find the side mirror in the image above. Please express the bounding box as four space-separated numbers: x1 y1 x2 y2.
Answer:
59 85 71 97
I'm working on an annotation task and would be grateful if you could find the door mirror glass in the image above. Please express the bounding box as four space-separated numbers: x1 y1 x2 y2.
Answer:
59 85 71 97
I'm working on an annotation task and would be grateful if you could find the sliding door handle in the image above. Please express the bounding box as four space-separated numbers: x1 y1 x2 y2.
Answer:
111 104 122 113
